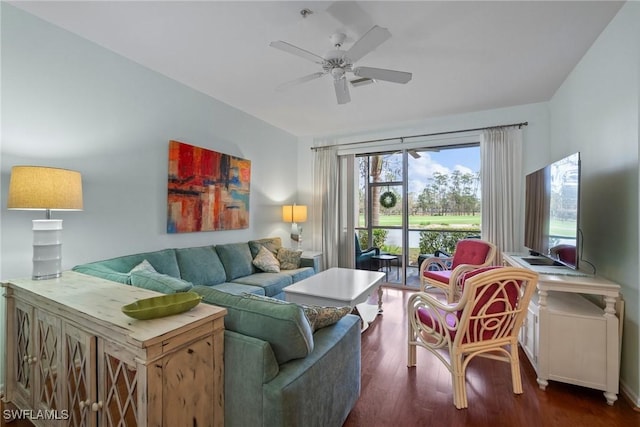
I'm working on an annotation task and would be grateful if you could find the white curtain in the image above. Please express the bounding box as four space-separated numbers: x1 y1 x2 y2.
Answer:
339 154 356 268
480 127 524 264
313 147 341 269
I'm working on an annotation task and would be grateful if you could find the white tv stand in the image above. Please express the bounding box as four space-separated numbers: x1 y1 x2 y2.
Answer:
503 253 622 405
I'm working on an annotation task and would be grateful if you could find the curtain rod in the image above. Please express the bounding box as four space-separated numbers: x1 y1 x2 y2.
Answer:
310 121 528 151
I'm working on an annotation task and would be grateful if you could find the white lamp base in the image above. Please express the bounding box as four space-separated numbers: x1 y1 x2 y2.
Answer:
290 223 303 251
32 219 63 280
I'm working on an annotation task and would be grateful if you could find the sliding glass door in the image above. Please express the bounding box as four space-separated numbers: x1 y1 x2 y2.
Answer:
356 145 481 287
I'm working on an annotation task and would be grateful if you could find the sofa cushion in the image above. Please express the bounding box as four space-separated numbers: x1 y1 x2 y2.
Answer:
231 273 293 297
130 270 193 294
252 246 280 273
248 237 282 258
278 267 315 283
211 282 265 296
216 243 253 280
277 248 302 270
175 246 227 286
192 286 314 364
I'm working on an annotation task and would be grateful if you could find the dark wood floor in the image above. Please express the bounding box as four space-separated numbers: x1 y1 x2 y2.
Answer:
3 286 638 427
344 286 639 427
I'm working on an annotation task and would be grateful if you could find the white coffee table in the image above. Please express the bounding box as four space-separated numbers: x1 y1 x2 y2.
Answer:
284 268 385 326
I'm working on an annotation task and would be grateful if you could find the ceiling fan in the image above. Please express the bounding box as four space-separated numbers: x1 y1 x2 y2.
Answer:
270 25 412 105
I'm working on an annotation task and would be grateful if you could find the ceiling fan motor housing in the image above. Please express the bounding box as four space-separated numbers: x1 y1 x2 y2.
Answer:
323 49 351 77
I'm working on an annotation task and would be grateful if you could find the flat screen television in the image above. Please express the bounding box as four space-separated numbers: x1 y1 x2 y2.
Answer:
524 152 581 269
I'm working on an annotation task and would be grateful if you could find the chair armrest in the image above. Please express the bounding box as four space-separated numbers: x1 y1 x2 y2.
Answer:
361 247 380 256
407 292 464 349
448 264 481 301
434 249 451 257
419 256 453 277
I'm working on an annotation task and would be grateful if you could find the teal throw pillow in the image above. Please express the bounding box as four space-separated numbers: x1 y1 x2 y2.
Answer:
130 270 193 294
243 293 351 332
193 287 314 364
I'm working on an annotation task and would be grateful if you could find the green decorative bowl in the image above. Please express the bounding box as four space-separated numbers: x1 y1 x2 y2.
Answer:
122 291 202 320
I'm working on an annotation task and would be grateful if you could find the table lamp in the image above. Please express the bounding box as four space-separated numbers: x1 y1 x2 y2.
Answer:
7 166 83 280
282 204 307 250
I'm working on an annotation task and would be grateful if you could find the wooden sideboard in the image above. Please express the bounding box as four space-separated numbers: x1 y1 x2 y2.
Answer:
2 271 226 426
502 253 622 405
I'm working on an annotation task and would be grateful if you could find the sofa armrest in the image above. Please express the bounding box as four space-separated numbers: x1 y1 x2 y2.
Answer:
263 314 361 427
224 330 280 427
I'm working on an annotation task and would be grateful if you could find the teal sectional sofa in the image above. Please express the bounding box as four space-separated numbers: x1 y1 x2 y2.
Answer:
72 237 361 427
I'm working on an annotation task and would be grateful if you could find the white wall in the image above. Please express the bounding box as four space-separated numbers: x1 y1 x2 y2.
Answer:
0 4 300 382
548 1 640 403
298 102 551 254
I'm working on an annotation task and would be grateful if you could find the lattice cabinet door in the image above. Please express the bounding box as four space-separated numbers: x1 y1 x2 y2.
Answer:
33 309 63 416
97 339 140 427
11 299 36 408
62 323 98 427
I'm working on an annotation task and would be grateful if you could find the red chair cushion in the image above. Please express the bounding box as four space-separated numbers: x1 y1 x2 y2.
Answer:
451 240 492 269
421 269 451 285
418 267 521 344
556 246 576 263
464 267 519 342
417 306 459 340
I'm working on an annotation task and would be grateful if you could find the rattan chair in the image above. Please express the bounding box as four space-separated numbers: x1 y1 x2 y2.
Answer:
419 239 497 302
408 266 539 409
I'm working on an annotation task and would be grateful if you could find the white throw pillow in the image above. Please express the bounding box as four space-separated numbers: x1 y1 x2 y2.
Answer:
252 246 281 273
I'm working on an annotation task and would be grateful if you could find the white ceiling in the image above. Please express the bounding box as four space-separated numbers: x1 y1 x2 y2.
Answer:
11 1 624 137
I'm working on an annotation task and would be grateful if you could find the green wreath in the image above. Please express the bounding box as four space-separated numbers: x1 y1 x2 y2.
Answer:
379 191 397 209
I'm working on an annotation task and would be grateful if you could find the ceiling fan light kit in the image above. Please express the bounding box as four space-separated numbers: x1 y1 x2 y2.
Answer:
270 25 412 105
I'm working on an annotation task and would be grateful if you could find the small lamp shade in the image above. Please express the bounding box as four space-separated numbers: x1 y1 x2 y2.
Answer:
7 166 83 280
282 205 307 223
282 204 307 250
8 166 83 211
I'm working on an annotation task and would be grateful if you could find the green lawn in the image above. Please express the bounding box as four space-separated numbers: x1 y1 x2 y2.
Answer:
361 214 480 229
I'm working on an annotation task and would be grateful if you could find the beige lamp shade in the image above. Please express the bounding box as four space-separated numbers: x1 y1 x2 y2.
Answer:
282 205 307 223
8 166 83 211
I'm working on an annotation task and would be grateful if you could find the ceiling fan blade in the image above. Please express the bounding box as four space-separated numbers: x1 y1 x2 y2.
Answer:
269 41 325 64
276 72 326 91
345 25 391 63
334 78 351 105
353 66 412 84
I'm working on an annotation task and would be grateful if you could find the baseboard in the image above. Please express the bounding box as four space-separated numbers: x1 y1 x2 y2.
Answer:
620 378 640 411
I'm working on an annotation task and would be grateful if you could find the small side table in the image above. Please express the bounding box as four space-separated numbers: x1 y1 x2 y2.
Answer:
371 254 398 281
302 251 323 272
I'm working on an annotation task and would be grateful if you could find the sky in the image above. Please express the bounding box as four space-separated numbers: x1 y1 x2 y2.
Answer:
407 145 480 194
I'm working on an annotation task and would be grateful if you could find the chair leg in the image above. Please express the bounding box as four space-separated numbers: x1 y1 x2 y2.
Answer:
510 343 523 394
451 353 468 409
407 323 417 367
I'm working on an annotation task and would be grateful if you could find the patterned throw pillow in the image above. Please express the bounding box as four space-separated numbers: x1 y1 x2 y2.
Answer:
302 305 353 332
252 246 280 273
277 248 303 270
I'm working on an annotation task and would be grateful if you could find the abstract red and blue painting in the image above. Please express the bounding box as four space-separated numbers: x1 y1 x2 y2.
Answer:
168 140 250 232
